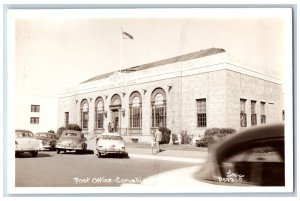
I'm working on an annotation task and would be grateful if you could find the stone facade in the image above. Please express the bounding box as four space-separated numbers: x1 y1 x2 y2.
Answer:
58 48 283 143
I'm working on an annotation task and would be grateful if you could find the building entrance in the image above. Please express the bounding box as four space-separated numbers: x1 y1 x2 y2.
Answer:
111 109 119 132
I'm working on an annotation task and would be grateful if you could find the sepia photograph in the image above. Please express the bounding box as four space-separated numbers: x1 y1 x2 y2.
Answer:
4 6 294 196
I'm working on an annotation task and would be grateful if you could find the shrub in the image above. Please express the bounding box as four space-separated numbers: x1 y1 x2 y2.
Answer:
204 128 220 138
56 124 82 137
57 127 67 137
196 138 208 147
171 133 178 144
158 127 171 144
67 124 82 131
48 130 55 134
196 127 237 147
219 128 237 136
180 130 192 144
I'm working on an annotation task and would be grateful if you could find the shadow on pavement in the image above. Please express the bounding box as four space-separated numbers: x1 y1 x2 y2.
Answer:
152 149 166 155
15 153 52 158
96 152 130 159
58 149 95 155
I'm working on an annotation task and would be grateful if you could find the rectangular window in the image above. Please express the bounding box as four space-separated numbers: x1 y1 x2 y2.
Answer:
240 99 247 127
251 100 257 126
260 102 266 124
82 111 88 129
151 103 166 128
97 112 104 129
130 107 142 128
155 106 166 127
197 99 207 127
31 105 40 112
65 112 69 127
30 117 39 124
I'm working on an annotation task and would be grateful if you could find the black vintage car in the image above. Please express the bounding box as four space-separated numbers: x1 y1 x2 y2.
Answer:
56 130 87 154
35 132 58 151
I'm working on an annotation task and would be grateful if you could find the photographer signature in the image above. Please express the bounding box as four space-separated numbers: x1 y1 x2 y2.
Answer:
218 170 245 183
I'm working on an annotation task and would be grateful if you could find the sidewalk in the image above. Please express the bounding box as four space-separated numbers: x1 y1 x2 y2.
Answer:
127 147 208 164
87 139 208 164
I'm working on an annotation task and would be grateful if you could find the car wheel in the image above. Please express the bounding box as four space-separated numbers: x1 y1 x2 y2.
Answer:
31 151 38 157
15 152 19 157
57 149 60 154
51 145 55 151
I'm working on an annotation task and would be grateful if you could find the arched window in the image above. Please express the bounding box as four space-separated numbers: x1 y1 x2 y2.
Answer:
151 88 167 133
129 91 142 134
95 97 104 129
80 99 89 129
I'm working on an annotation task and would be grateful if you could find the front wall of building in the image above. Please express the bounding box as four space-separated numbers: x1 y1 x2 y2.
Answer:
58 54 283 143
58 76 182 142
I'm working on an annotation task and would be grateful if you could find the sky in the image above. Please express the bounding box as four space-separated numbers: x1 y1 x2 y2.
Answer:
14 9 290 97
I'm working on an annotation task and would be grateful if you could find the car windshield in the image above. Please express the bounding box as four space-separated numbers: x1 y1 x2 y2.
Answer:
15 131 34 138
62 132 80 137
36 133 52 138
100 135 122 140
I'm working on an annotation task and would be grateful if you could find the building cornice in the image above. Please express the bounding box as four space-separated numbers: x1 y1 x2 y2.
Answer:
59 52 281 98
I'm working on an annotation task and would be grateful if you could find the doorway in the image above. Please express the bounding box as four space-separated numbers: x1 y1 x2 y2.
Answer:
111 109 119 132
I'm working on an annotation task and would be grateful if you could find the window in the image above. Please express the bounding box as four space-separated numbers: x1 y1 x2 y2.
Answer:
82 112 88 129
151 88 167 129
31 105 40 112
30 117 39 124
95 97 104 129
240 99 247 127
80 100 89 129
97 113 104 129
197 99 207 127
282 110 285 121
261 102 266 124
129 93 142 128
65 112 69 127
251 100 257 126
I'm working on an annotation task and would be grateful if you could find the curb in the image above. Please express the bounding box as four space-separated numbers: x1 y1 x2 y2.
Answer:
128 153 205 164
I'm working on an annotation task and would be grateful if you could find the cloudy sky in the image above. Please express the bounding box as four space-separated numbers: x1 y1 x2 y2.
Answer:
13 9 291 97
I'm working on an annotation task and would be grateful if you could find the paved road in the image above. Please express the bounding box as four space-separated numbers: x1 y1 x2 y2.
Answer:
15 150 199 187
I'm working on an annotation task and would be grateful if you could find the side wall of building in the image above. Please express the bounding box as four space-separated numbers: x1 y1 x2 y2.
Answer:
16 95 58 134
180 67 283 138
225 68 283 130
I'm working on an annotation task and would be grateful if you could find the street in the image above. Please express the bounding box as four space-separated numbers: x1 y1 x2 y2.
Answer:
15 150 200 187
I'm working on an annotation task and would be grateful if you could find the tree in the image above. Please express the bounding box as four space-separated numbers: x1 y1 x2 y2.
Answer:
158 127 171 144
56 124 82 137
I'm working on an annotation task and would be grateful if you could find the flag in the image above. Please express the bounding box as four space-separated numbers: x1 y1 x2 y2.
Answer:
122 31 134 39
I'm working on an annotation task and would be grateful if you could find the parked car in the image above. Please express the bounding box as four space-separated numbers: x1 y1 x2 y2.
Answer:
95 133 126 158
15 129 40 157
122 123 285 187
35 132 58 151
56 130 87 154
195 123 285 186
